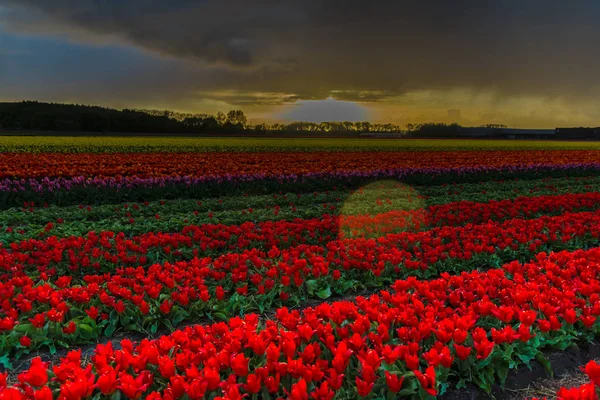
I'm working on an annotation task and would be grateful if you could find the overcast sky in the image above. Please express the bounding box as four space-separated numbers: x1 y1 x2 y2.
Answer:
1 1 600 127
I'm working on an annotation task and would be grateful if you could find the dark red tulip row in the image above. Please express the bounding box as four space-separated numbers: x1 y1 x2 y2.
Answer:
3 150 600 179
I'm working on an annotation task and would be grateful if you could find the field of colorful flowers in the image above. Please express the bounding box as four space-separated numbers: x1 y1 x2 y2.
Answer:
2 139 600 399
3 136 600 153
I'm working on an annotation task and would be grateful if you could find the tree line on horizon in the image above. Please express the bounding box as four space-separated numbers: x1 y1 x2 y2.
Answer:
0 101 515 137
0 101 411 135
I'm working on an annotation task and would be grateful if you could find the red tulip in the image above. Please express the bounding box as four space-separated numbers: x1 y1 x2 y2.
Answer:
582 360 600 386
96 369 118 395
355 377 373 397
18 358 48 388
230 353 249 377
414 366 437 396
385 371 404 393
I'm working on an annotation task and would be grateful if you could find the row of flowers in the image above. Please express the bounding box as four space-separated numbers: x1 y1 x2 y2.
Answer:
4 163 600 209
2 209 600 356
2 247 600 399
7 175 600 242
4 199 600 278
3 191 600 279
5 163 600 193
3 150 600 179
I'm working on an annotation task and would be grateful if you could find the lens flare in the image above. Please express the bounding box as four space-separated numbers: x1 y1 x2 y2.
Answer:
338 180 427 240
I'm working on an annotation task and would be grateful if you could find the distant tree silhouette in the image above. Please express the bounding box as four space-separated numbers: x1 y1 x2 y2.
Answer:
0 101 407 135
215 111 227 126
405 123 460 138
226 110 247 127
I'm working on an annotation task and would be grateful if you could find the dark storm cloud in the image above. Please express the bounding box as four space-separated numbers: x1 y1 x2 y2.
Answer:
0 0 309 68
2 0 600 102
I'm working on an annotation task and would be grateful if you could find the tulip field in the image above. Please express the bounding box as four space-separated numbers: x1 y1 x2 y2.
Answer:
3 140 600 399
